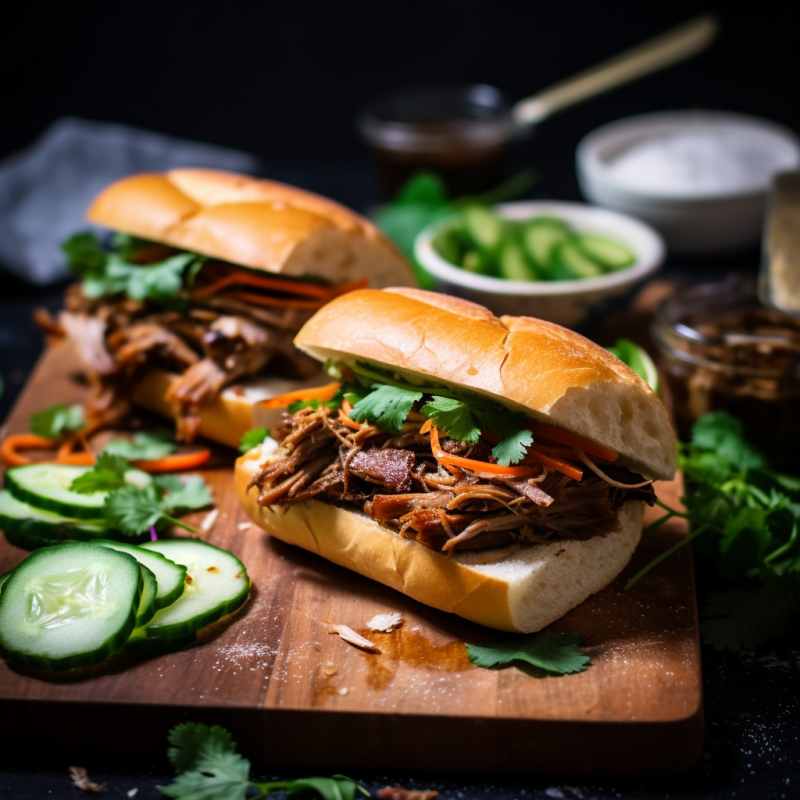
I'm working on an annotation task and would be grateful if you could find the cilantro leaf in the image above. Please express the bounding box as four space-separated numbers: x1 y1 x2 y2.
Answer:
110 232 157 260
350 384 423 434
701 579 800 652
69 452 130 494
124 253 200 302
159 475 214 513
61 232 106 275
491 429 534 467
104 484 193 535
29 404 85 439
104 429 176 461
691 412 766 471
160 722 369 800
466 631 590 675
239 428 268 453
421 396 481 444
477 405 533 466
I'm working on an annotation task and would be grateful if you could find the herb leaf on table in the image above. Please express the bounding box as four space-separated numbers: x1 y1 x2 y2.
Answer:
466 631 590 675
159 722 370 800
29 403 85 439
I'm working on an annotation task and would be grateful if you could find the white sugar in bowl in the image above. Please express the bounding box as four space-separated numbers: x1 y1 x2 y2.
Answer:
577 111 800 255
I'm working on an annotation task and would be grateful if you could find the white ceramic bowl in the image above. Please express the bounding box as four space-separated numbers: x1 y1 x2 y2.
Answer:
576 110 800 256
414 200 665 329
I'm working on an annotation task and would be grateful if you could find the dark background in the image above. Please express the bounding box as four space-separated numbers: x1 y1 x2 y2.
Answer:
2 2 800 798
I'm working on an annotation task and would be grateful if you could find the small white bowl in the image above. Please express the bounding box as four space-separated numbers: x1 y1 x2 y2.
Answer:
576 110 800 256
414 200 665 328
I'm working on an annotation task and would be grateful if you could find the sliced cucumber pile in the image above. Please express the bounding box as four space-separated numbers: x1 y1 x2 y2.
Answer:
433 206 637 282
0 465 152 550
0 539 250 671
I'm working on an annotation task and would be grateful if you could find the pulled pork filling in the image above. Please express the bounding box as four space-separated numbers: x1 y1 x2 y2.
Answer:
250 404 655 554
59 272 320 442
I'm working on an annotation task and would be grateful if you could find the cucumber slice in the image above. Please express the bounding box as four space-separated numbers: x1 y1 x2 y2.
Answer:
499 241 537 281
135 565 158 627
0 542 142 671
4 464 151 520
118 627 196 657
90 540 187 611
522 219 570 276
461 206 505 254
139 539 250 640
0 570 13 595
573 234 635 270
0 489 141 550
552 241 605 280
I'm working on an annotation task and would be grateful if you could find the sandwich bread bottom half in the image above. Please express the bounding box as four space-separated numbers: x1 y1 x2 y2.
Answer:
236 447 644 633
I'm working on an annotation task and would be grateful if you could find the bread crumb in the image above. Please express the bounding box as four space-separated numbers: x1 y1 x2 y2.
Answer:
338 687 349 696
325 666 338 676
127 790 139 798
366 613 404 632
238 522 251 531
200 508 219 533
329 625 379 652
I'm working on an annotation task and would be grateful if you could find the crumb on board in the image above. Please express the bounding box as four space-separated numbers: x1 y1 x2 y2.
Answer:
366 612 404 632
338 687 349 696
68 766 107 793
127 790 139 798
200 508 219 533
238 522 251 531
329 624 379 652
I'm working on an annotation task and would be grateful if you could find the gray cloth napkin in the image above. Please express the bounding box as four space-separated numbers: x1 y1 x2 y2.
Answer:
0 117 259 285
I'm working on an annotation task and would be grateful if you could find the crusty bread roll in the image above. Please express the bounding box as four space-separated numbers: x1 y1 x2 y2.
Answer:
296 287 677 480
236 287 676 632
237 445 644 633
88 168 413 287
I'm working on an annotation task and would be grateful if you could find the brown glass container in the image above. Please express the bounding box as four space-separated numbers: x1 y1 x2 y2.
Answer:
652 279 800 469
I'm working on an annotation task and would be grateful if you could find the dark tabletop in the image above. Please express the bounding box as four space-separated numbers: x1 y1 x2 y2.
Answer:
2 2 800 796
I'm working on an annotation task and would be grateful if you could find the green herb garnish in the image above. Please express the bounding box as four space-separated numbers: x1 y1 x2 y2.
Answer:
29 403 85 439
466 631 590 675
628 411 800 652
350 384 423 434
104 429 176 461
239 428 269 454
159 722 370 800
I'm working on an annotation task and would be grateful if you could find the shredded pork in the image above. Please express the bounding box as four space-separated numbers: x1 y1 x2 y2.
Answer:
250 405 655 554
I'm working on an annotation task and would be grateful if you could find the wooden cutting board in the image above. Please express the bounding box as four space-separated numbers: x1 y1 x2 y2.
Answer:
0 342 703 775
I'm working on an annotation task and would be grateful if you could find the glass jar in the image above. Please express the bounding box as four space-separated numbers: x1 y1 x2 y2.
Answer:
652 278 800 469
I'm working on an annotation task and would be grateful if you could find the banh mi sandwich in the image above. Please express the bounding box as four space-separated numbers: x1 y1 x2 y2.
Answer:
52 169 414 447
236 288 677 633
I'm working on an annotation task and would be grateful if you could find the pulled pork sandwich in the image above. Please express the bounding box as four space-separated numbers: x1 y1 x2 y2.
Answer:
237 288 677 633
53 169 414 447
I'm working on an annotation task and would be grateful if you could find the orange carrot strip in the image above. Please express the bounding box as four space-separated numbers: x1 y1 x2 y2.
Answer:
226 291 327 310
527 422 617 462
430 427 542 478
338 408 362 432
524 448 583 481
56 435 96 466
419 418 433 435
1 434 58 466
192 270 336 301
260 382 341 410
134 449 211 473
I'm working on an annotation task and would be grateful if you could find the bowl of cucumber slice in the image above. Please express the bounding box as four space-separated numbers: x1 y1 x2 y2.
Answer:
414 200 665 328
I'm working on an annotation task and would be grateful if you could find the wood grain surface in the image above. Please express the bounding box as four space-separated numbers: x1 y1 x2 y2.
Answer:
0 341 703 775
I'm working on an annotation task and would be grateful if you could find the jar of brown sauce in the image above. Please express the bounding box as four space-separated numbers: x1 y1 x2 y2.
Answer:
357 84 514 198
652 279 800 469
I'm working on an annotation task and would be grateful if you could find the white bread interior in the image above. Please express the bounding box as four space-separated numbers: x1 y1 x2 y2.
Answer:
236 446 644 633
87 168 414 288
295 288 677 480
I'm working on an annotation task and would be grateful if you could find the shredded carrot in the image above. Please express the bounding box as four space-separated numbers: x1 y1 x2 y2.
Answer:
527 422 617 462
225 291 328 310
419 418 433 435
429 427 543 478
260 382 341 410
56 435 96 466
524 448 583 482
134 449 211 473
192 269 336 301
338 408 362 432
1 434 59 466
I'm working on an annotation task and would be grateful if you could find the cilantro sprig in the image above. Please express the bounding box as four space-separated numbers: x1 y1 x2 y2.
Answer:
62 232 205 304
29 403 85 439
69 447 213 536
466 631 590 676
159 722 369 800
628 411 800 652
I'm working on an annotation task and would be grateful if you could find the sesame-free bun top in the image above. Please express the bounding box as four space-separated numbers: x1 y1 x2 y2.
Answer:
87 169 414 288
295 287 677 480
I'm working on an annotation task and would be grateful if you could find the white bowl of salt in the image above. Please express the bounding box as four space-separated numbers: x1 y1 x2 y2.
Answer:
577 110 800 255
